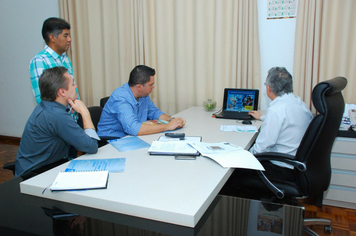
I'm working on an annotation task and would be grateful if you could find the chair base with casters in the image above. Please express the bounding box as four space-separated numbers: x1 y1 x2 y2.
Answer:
227 76 347 236
304 218 332 235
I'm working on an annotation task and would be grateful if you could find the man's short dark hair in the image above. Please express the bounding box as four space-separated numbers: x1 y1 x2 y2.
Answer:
128 65 156 87
42 17 71 43
39 67 69 101
265 67 293 96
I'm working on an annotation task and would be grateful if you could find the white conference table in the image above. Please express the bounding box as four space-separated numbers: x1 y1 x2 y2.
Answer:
20 106 262 228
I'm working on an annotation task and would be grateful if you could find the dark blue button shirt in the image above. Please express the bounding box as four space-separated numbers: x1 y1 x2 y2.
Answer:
15 101 98 176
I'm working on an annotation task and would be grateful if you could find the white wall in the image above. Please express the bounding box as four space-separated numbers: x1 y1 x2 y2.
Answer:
0 0 295 137
257 0 296 110
0 0 59 137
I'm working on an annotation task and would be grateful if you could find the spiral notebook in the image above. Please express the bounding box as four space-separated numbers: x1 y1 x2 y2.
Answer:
50 170 109 191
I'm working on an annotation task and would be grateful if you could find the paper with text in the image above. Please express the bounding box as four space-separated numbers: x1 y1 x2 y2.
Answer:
65 158 125 173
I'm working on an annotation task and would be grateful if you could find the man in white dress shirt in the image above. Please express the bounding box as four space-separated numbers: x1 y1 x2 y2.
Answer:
249 67 313 173
221 67 313 195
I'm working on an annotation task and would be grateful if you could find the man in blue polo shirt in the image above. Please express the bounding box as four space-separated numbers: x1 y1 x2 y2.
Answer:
97 65 186 138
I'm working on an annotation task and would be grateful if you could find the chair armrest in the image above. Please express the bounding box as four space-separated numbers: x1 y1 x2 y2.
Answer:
3 161 16 175
254 152 306 172
257 170 284 199
3 161 15 170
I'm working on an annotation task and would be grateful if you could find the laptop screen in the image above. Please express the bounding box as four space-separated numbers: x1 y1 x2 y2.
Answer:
223 88 259 112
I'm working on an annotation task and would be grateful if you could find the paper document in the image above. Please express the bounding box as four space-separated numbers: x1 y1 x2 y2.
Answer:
108 136 150 152
50 170 108 191
206 151 264 170
65 158 125 173
189 142 242 154
148 141 199 155
189 142 264 170
220 125 258 132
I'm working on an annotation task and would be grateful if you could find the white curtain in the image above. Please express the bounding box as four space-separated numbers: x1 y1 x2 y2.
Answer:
59 0 261 115
293 0 356 111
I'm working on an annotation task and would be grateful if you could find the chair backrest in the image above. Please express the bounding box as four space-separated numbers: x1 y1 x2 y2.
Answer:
88 106 103 131
100 96 110 108
295 77 347 197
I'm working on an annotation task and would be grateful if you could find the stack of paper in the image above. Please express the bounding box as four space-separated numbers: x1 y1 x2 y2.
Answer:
148 141 199 156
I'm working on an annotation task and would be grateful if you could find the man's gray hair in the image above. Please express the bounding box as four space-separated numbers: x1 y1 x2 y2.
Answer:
265 67 293 96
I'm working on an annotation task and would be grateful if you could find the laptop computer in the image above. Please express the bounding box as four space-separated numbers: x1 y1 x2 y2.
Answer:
213 88 259 120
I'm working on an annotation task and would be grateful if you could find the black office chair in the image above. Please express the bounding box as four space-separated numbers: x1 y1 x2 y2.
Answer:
87 106 103 131
98 97 122 145
236 77 347 235
86 106 111 148
100 96 110 108
87 105 121 147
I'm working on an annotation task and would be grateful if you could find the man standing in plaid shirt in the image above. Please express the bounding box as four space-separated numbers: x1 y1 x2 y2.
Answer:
29 17 80 120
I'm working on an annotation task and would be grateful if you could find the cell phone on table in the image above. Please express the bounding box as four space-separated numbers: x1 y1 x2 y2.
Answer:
165 133 185 140
174 155 196 160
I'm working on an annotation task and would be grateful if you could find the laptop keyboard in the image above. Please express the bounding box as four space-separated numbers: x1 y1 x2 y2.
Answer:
225 112 252 119
215 111 254 120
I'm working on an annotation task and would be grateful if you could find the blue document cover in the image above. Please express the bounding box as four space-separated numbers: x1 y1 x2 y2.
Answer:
108 136 150 152
65 158 125 173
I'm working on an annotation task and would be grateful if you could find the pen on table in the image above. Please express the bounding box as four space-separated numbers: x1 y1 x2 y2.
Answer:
158 119 169 124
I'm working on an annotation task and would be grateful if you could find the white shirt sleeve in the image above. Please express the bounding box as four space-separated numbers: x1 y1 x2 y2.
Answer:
249 109 282 154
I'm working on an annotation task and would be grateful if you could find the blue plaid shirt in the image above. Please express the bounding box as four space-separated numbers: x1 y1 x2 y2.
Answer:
29 45 80 120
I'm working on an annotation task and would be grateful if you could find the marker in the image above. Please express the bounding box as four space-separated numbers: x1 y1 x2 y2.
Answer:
158 119 169 124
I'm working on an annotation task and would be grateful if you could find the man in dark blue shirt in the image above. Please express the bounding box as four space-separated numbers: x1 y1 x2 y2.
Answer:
15 67 99 176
